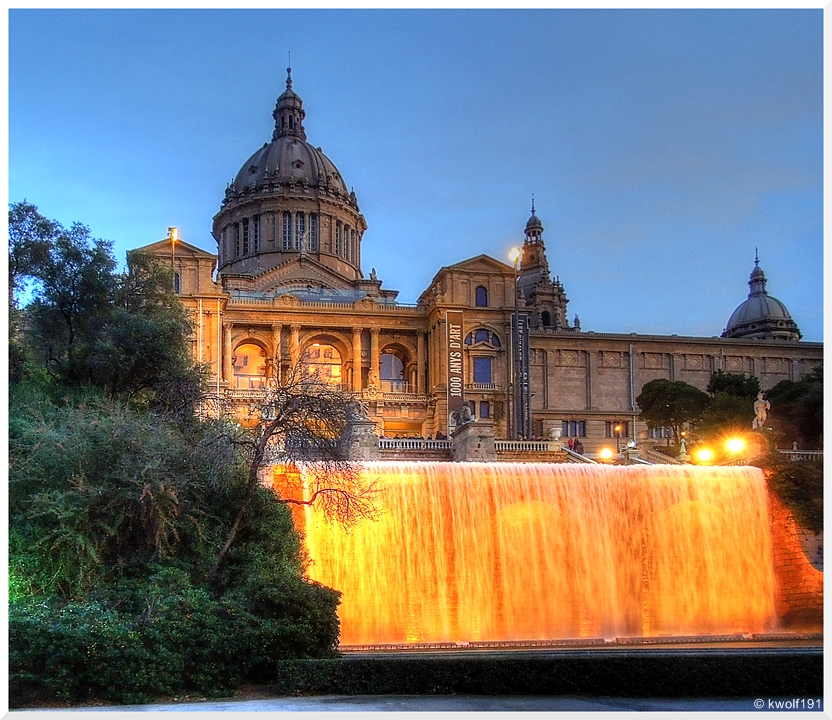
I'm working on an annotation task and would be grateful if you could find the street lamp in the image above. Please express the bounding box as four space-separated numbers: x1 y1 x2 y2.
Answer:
614 423 622 453
168 226 179 292
508 246 522 440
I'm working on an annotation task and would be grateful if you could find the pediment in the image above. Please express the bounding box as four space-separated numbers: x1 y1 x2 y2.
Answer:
134 238 217 260
446 254 513 274
252 257 356 293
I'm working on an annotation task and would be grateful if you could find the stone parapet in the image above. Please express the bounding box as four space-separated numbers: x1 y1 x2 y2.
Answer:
451 421 497 462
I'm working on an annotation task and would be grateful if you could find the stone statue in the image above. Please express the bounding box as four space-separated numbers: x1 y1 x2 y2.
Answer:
346 399 370 422
752 391 770 430
451 400 475 428
370 267 378 281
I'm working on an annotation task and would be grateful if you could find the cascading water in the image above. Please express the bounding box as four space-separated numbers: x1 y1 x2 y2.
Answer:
300 462 776 645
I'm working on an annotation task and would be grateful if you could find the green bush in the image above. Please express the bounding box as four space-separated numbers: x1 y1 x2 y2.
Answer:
9 573 340 706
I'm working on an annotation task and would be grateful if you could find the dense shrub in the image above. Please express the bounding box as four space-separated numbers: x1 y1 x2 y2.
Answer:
9 387 341 707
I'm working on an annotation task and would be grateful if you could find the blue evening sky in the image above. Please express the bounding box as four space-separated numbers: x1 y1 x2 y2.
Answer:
8 8 824 342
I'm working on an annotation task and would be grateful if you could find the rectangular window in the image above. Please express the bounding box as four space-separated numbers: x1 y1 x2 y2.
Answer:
242 218 250 255
234 223 240 257
335 224 341 256
296 213 305 250
479 401 490 419
309 213 318 251
563 420 587 437
473 357 493 384
283 213 292 250
252 215 260 252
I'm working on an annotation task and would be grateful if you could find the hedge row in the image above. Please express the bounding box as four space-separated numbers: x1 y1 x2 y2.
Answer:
263 650 823 698
9 580 339 708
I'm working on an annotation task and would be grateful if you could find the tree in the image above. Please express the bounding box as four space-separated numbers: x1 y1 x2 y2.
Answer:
9 202 203 415
766 365 823 449
208 359 379 579
635 379 710 445
698 370 761 438
706 369 761 398
8 201 56 305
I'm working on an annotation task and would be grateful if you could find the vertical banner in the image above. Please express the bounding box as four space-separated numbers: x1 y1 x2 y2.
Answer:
446 310 465 423
511 313 531 438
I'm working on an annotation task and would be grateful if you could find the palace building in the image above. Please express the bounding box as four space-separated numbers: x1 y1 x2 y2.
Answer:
136 71 822 451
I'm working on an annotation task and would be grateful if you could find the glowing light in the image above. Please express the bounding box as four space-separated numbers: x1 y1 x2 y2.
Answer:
599 448 614 460
168 226 179 244
508 247 522 265
696 448 714 463
726 438 745 453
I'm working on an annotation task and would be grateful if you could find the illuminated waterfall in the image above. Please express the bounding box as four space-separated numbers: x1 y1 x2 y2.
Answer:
301 462 776 645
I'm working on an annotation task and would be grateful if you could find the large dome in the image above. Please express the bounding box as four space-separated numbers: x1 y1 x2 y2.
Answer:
230 138 348 197
722 257 801 341
212 69 367 283
223 68 352 203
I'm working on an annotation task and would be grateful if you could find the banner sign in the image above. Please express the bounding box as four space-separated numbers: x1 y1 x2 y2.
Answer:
511 313 531 438
446 310 465 416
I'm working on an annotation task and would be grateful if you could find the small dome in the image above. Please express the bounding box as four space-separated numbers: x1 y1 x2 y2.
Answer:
722 256 801 341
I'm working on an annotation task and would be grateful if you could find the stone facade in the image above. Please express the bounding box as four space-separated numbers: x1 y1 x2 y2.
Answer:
134 74 822 452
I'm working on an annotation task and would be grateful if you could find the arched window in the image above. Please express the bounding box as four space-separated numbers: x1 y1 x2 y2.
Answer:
233 343 267 390
380 352 406 392
475 286 488 307
541 310 551 327
173 272 181 294
305 343 342 387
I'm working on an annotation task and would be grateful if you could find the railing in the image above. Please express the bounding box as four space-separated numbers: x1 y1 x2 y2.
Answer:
778 450 823 463
379 439 453 451
298 300 355 309
377 392 430 403
564 449 598 464
640 447 682 465
380 379 410 393
495 440 558 453
466 383 500 391
225 388 267 399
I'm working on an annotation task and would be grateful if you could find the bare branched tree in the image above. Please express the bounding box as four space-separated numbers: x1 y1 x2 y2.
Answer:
207 358 380 579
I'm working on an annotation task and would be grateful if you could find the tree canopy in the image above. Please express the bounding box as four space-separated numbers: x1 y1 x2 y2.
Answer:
635 378 710 445
8 202 364 706
9 202 202 416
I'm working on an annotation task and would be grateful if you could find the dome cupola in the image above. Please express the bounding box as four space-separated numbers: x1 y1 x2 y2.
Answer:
212 68 367 287
722 252 801 341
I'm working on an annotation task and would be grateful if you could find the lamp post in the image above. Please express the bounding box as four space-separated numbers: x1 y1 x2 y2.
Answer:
168 226 179 292
508 246 522 440
614 423 622 453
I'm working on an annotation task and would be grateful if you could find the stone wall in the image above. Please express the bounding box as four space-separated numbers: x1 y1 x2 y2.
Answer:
768 491 823 629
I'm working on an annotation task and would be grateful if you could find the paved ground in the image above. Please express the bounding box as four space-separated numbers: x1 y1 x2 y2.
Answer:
16 694 823 713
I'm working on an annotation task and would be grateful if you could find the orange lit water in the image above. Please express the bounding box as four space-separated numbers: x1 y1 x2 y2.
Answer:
301 462 776 645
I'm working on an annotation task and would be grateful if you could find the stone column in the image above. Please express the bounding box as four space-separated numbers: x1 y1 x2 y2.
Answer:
352 327 363 392
417 331 426 394
272 323 282 382
290 324 300 366
223 322 233 384
369 327 380 388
